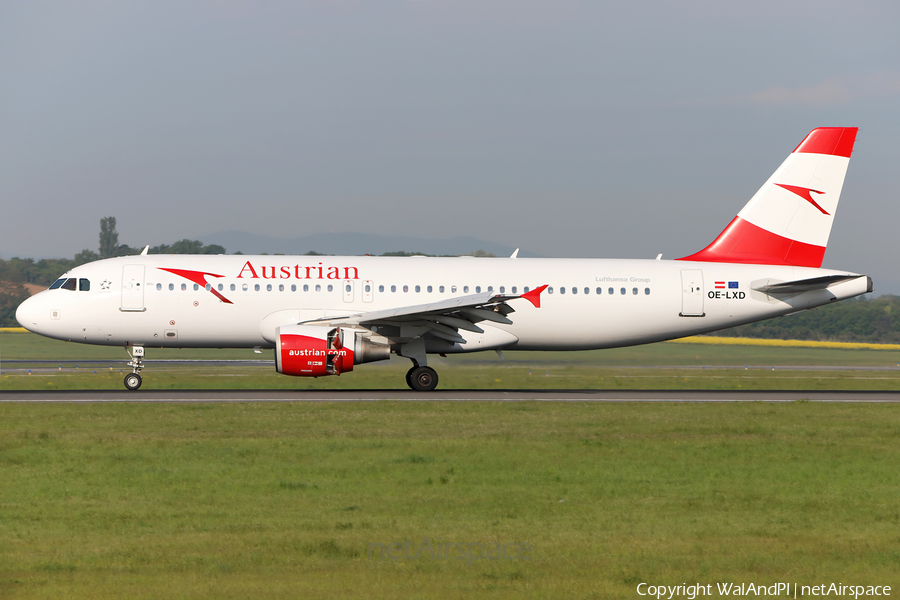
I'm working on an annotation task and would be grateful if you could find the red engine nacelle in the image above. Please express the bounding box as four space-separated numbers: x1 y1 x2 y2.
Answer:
275 325 390 377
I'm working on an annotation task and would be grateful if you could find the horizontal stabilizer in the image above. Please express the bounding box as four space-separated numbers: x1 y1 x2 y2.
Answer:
751 274 868 294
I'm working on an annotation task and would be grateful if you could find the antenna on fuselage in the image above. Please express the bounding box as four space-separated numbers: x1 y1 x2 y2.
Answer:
140 245 149 255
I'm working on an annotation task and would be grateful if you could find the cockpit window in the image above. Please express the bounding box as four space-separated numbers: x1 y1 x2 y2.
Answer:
61 278 77 291
79 279 90 291
49 279 66 290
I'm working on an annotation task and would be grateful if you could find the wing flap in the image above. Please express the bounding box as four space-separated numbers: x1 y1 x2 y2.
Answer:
299 285 548 343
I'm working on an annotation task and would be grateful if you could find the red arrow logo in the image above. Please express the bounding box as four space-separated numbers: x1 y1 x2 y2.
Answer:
775 183 829 215
158 268 233 304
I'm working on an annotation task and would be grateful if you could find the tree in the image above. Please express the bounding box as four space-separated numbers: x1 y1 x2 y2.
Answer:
0 282 31 326
99 217 119 259
148 240 227 255
74 249 100 265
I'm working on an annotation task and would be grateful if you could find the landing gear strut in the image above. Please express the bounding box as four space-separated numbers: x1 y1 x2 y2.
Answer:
406 366 438 392
124 346 145 391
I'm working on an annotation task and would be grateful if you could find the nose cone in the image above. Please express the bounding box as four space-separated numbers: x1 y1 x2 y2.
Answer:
16 294 41 331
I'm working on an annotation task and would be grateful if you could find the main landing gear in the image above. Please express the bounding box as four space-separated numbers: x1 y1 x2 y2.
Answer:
406 365 438 392
124 346 145 390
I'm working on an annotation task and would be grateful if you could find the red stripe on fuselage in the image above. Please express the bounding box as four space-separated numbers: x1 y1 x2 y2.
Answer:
677 216 826 267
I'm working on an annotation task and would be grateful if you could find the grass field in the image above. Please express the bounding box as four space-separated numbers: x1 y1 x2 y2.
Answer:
2 330 900 391
2 402 899 599
3 331 899 598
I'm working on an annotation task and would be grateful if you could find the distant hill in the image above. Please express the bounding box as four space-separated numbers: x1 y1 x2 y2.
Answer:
196 231 540 257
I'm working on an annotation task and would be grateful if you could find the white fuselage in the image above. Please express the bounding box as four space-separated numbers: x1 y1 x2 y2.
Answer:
15 254 870 353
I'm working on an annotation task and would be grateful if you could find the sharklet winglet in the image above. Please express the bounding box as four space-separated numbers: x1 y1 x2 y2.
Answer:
520 284 548 308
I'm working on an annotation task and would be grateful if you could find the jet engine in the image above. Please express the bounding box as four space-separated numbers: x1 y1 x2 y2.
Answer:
275 324 390 377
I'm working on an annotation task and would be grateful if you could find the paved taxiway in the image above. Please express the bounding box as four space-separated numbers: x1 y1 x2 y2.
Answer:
2 390 899 402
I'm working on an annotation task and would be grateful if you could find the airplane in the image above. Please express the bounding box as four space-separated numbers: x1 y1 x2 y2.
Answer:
16 127 871 392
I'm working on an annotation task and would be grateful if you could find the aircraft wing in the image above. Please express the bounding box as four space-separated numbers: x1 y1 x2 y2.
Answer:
302 285 547 344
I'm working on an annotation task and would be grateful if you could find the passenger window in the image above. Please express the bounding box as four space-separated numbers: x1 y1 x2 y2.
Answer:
645 287 650 295
365 284 371 292
254 284 260 291
50 279 65 290
548 287 554 294
524 286 529 293
571 287 577 294
391 285 396 292
403 285 408 292
632 287 638 295
168 283 174 291
415 285 421 293
242 283 249 291
315 284 321 292
193 284 199 291
560 287 566 294
303 284 309 292
346 284 351 292
378 285 384 292
451 285 457 293
156 283 162 291
488 286 493 292
218 284 224 291
499 286 505 293
427 285 432 293
279 284 284 292
620 288 626 295
266 284 272 292
439 285 444 293
327 284 333 292
475 286 481 293
463 286 469 293
584 287 589 295
79 279 90 291
596 287 601 294
291 284 296 292
512 286 517 294
205 284 211 291
608 287 614 295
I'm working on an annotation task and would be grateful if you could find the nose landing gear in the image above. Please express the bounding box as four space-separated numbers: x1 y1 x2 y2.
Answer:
124 346 145 390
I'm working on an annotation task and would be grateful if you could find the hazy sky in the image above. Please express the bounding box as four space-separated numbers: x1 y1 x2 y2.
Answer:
2 1 899 292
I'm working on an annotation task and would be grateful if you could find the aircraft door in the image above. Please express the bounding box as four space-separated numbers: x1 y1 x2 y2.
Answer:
343 279 354 303
121 265 146 311
679 269 705 317
362 280 374 303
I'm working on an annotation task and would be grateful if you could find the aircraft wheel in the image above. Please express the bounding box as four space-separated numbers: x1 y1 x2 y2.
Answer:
124 373 143 391
409 366 438 392
405 366 416 390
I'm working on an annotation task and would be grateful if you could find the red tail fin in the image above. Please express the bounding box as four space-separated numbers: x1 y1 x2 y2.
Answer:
678 127 857 267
